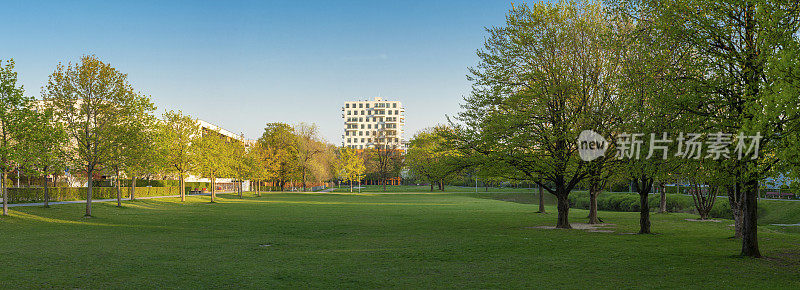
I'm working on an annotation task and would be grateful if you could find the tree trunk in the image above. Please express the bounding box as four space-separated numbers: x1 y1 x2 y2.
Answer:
180 174 185 202
739 3 761 258
741 179 761 257
210 177 216 203
131 177 137 201
732 207 744 239
2 171 7 216
658 189 667 213
302 171 307 192
43 173 50 208
588 189 600 224
440 180 445 192
555 193 571 229
537 185 545 213
85 167 93 217
350 179 353 193
638 192 650 234
728 184 744 239
430 183 434 192
116 168 122 207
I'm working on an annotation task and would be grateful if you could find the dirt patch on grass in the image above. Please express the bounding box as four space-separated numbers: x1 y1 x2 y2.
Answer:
765 251 800 271
526 223 617 233
684 218 723 222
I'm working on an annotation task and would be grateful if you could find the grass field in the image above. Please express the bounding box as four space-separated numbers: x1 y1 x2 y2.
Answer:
1 191 798 288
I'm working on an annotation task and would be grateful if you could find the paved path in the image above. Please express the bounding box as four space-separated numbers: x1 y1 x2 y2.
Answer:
3 193 212 208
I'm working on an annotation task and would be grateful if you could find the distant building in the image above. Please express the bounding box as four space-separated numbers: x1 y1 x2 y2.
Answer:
342 97 405 149
184 119 255 191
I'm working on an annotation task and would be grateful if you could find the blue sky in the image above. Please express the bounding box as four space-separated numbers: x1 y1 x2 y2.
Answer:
2 0 522 143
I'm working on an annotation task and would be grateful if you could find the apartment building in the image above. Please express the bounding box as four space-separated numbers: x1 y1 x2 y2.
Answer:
342 97 405 149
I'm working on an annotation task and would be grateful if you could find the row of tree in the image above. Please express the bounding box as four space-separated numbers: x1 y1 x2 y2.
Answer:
0 55 410 217
0 56 263 216
404 0 800 259
258 122 405 193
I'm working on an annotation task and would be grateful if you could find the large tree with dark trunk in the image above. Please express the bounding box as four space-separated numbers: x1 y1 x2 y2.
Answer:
610 2 697 234
450 2 620 228
629 0 800 257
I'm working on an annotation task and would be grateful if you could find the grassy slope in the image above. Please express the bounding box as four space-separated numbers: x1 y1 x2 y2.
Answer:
0 192 798 288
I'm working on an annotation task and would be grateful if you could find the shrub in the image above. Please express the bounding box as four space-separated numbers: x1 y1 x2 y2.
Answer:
570 192 703 213
568 191 768 219
7 187 180 203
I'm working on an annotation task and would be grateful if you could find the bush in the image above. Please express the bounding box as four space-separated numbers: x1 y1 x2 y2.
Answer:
6 187 180 203
568 191 766 220
570 192 707 213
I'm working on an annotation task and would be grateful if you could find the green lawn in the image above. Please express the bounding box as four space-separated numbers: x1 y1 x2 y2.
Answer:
1 192 798 288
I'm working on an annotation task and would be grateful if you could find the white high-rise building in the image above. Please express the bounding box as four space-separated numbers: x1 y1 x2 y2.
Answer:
342 97 405 149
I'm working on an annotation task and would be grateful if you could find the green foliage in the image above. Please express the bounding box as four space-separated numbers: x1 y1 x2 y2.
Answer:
334 147 365 190
243 142 277 188
258 122 299 188
159 110 200 180
16 105 68 181
191 129 232 181
44 55 155 174
0 58 35 215
450 1 622 228
406 126 462 190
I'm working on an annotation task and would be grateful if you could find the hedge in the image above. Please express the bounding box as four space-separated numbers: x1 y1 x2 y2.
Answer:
6 187 181 203
568 192 738 219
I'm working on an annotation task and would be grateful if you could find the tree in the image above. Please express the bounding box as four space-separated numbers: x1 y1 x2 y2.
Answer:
120 109 160 202
259 123 297 191
245 142 277 197
365 129 404 192
192 129 230 202
406 127 462 192
688 182 717 220
294 123 323 192
44 55 153 217
228 137 247 198
17 105 67 208
160 110 200 202
451 2 614 228
610 7 691 234
108 96 156 206
335 147 366 192
637 0 800 257
0 59 32 216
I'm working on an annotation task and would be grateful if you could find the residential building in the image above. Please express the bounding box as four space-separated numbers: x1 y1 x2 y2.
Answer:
342 97 405 149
